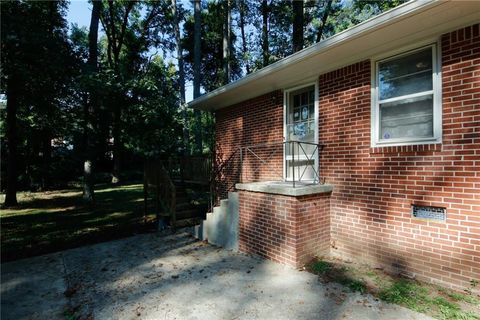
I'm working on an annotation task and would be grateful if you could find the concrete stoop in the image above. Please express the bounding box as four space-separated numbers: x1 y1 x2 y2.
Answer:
190 192 239 251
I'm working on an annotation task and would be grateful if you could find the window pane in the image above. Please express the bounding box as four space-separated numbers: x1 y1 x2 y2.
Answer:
379 47 433 100
380 94 433 140
293 109 300 122
294 95 300 107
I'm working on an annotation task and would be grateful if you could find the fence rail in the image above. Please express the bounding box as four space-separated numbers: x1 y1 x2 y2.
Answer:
160 156 211 185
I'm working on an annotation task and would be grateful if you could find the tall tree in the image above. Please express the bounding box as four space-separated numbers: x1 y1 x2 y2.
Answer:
261 0 269 67
193 0 203 154
237 0 250 74
316 0 332 42
1 1 21 206
292 0 304 52
4 70 19 207
100 1 175 181
172 0 188 155
222 0 231 84
1 1 73 205
101 1 136 183
83 0 102 203
183 1 242 91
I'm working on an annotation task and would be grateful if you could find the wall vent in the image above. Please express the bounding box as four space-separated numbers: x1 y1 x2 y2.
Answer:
412 205 446 221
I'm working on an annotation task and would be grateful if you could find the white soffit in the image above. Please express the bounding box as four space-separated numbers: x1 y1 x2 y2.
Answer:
188 0 480 111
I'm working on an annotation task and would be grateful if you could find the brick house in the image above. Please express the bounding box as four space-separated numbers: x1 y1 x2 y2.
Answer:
188 1 480 291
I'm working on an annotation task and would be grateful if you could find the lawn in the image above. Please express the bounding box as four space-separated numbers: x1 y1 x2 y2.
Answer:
306 257 480 320
1 183 156 262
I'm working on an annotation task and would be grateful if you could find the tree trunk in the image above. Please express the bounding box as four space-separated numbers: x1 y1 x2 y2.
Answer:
41 131 52 190
84 0 101 201
193 0 203 155
238 0 250 74
172 0 189 155
111 105 122 184
261 0 269 67
4 75 19 207
316 0 333 42
292 0 304 52
223 0 231 84
193 0 201 99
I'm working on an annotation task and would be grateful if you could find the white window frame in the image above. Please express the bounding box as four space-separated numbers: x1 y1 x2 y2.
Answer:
371 42 442 147
283 81 319 181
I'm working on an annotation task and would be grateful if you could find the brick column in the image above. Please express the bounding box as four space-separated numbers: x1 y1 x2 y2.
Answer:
237 185 332 268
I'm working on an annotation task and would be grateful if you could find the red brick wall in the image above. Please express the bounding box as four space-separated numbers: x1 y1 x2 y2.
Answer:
320 24 480 291
238 190 331 267
214 91 284 199
215 24 479 291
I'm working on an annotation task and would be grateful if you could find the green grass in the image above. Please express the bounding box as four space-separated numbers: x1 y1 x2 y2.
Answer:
310 260 332 274
380 281 479 319
307 258 480 320
379 279 431 313
308 260 367 294
1 183 156 261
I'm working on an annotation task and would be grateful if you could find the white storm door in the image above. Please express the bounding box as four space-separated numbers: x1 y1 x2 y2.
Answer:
284 84 318 182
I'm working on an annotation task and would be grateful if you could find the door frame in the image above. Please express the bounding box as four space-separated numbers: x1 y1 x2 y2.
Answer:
283 80 319 182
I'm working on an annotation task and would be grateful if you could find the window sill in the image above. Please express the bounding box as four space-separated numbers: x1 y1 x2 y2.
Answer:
370 143 442 154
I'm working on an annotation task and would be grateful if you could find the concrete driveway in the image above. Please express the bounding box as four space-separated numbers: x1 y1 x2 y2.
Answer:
1 232 433 320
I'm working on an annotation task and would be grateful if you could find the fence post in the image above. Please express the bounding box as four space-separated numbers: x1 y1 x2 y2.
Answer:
143 161 148 224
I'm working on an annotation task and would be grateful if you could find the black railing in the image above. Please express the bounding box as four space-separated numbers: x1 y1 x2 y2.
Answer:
209 141 324 212
240 140 324 187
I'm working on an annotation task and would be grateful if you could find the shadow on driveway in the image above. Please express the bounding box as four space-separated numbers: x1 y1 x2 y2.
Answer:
1 232 434 320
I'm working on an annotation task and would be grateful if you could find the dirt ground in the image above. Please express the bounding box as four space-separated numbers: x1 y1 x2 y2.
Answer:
1 232 434 320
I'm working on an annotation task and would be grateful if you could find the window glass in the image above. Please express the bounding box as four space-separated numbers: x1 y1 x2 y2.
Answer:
379 47 432 100
375 45 439 145
380 95 433 140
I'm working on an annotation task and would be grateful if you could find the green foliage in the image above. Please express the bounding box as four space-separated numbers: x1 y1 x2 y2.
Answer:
379 279 430 312
380 279 480 319
183 1 242 91
122 56 182 157
308 259 366 293
310 260 332 274
340 277 367 294
308 259 479 319
1 0 80 190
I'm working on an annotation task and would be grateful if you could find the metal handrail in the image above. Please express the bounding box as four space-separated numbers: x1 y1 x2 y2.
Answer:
239 140 324 188
208 148 241 212
209 140 325 212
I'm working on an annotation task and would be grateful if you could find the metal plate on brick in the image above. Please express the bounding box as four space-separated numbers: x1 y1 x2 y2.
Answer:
412 205 446 221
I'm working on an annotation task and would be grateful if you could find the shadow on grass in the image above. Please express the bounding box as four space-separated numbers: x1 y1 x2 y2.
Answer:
307 259 367 294
306 258 480 320
1 183 157 262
